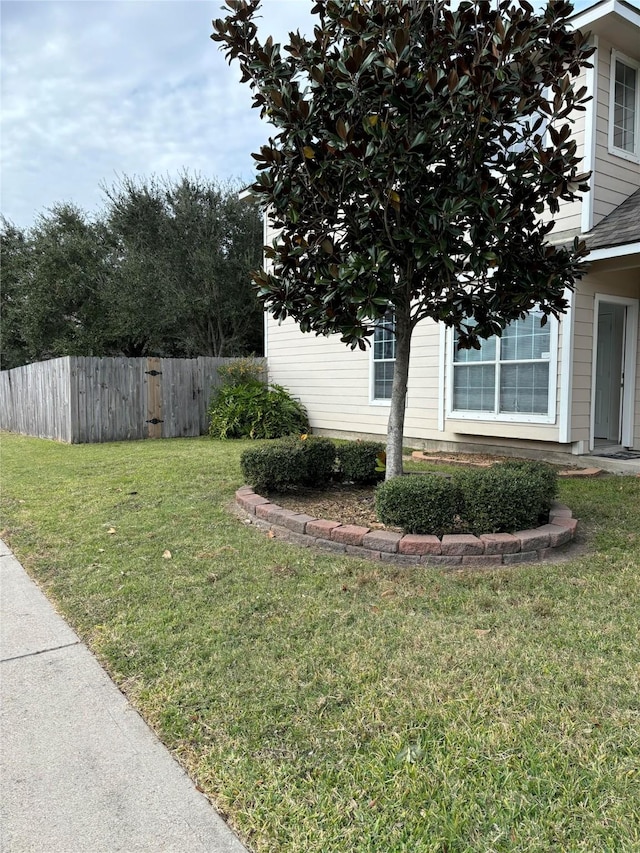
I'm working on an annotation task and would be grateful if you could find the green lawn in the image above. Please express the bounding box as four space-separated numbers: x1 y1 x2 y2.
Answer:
1 433 639 852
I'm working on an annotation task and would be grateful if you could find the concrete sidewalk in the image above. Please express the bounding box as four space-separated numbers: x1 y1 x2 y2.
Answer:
0 540 249 853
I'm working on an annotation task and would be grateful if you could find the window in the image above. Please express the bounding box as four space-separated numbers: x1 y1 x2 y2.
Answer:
372 312 395 401
451 312 555 421
610 52 639 160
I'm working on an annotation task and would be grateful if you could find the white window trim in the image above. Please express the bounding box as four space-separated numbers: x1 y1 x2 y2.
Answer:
445 315 559 425
369 315 395 405
558 289 575 444
608 49 640 164
581 36 599 236
437 323 446 432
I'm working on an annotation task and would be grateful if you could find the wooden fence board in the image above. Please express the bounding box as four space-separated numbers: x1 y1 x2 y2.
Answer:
0 356 266 443
0 357 71 441
145 357 163 439
160 357 225 438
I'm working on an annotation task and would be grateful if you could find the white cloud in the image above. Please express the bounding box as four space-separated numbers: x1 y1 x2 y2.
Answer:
0 0 596 227
0 0 315 226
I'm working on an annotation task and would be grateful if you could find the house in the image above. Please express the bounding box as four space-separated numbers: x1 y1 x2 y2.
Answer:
264 0 640 463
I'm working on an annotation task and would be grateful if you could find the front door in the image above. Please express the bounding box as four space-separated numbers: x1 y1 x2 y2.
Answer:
594 302 625 442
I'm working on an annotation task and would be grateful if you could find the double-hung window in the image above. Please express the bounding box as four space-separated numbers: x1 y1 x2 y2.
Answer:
609 51 639 161
450 311 556 422
371 312 396 401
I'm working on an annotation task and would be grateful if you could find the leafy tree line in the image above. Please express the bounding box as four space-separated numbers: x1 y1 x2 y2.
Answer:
1 174 264 370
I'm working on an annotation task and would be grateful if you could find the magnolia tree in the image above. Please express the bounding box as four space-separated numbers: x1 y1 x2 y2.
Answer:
213 0 593 478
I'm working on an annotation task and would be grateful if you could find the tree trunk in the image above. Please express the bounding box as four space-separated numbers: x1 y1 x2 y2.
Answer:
385 308 412 480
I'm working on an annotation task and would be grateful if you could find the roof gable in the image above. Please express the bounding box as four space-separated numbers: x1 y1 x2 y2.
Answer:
584 188 640 249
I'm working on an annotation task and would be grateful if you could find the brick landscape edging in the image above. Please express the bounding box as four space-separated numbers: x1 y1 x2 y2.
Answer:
235 487 578 566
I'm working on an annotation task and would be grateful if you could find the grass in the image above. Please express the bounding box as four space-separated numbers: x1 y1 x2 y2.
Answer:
1 432 639 852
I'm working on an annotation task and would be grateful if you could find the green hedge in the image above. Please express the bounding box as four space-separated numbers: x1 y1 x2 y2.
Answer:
496 459 558 511
374 461 557 535
375 474 461 536
336 441 386 485
240 436 335 492
457 461 557 534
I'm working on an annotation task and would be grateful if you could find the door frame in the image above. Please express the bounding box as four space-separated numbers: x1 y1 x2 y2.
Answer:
590 294 639 450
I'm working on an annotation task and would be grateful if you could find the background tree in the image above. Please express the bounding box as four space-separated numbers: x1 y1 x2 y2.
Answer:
1 218 30 370
1 174 264 367
1 205 112 368
213 0 593 478
102 174 264 358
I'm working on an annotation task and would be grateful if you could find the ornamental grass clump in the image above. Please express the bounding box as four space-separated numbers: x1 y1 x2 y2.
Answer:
375 474 461 536
241 435 335 492
216 357 266 387
208 380 309 439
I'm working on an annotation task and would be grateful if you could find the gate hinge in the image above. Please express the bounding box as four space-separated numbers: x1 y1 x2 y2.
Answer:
146 418 164 425
145 369 162 376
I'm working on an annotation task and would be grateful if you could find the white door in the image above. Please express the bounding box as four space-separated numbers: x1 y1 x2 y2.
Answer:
594 303 625 441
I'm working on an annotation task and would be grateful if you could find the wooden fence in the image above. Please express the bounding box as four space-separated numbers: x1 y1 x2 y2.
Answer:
0 356 265 443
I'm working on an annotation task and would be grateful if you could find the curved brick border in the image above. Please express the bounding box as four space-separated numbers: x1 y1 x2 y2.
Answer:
235 487 578 567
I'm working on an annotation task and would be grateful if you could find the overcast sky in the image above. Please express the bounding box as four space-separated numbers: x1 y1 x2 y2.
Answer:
1 0 593 229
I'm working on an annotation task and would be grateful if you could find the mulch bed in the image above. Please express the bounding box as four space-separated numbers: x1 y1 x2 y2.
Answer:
271 482 384 529
268 452 591 529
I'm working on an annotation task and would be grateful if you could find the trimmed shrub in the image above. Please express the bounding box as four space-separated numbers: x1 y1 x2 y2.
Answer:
495 459 558 511
300 436 337 487
375 474 461 536
240 441 306 492
240 435 336 492
208 381 309 439
455 460 557 534
336 440 386 485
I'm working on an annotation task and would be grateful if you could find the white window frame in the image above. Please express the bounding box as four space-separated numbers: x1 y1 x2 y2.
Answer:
446 313 558 425
608 50 640 163
369 312 395 404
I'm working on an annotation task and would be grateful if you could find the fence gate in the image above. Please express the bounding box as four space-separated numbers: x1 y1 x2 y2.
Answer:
145 357 163 439
0 355 266 442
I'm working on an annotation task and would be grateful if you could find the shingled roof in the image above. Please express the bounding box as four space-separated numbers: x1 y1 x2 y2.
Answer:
584 188 640 250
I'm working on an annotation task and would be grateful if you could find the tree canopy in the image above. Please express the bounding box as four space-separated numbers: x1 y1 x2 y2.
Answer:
213 0 594 477
1 174 263 370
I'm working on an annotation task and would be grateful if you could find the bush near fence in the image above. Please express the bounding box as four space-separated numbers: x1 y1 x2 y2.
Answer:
0 356 265 443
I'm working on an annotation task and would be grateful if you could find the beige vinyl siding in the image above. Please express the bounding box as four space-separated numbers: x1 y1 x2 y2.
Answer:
443 419 559 443
592 39 640 227
436 418 568 453
545 197 583 239
267 311 565 451
266 316 442 439
267 315 388 436
539 66 587 239
403 319 442 437
571 308 595 444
